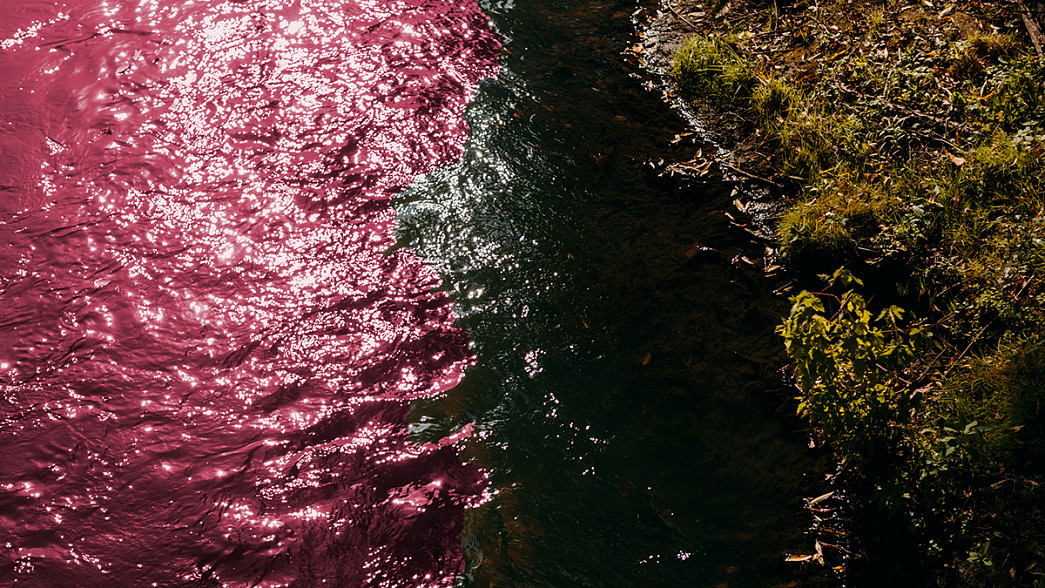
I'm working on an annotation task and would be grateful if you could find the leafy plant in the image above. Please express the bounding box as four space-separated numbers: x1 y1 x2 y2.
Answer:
778 269 930 468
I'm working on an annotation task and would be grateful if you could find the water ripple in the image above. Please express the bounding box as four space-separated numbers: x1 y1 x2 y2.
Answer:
0 0 499 585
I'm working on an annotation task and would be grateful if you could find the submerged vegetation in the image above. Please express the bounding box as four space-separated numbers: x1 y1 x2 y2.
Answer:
668 0 1045 583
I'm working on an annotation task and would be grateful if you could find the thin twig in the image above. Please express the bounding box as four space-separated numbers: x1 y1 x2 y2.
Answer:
668 6 700 30
720 162 783 187
941 320 993 379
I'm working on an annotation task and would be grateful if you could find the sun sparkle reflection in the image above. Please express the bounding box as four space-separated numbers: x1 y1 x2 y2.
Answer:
0 0 498 584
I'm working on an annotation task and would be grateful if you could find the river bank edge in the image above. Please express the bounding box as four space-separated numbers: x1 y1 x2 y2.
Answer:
633 0 1045 585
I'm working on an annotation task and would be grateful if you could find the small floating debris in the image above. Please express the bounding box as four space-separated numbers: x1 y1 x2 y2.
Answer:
785 553 820 564
806 490 834 506
685 243 718 259
665 158 714 177
785 540 828 566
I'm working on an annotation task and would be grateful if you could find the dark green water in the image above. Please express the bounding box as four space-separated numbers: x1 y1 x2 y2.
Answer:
395 0 827 585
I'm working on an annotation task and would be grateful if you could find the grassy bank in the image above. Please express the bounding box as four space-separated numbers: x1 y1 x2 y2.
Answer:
668 0 1045 584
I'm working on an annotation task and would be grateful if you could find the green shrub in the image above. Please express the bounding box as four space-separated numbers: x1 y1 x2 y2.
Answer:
778 270 930 468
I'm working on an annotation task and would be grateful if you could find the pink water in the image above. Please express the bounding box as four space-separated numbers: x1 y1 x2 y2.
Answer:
0 0 498 585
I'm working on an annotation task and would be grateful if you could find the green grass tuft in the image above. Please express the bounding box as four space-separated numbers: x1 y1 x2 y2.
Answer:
671 35 756 107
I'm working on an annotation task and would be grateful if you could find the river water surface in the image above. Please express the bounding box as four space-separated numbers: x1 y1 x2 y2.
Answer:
1 0 823 586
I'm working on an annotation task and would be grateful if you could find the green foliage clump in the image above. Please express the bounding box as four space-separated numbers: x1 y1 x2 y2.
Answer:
751 76 800 127
775 110 838 180
962 52 1044 129
778 174 885 268
967 131 1043 205
948 33 1016 81
778 270 929 468
915 132 1045 332
936 338 1045 472
906 338 1045 584
968 32 1019 61
671 35 755 107
779 270 1045 582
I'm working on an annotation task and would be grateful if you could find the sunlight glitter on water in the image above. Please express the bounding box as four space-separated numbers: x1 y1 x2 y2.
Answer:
0 0 499 585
